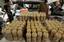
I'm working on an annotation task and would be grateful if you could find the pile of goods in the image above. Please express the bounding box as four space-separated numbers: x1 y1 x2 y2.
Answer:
19 12 46 21
46 20 64 42
2 21 26 41
2 12 64 42
26 20 50 42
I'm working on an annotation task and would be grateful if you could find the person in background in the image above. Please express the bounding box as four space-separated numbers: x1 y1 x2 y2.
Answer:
53 1 62 16
3 9 8 23
50 1 63 16
49 2 56 15
0 6 5 34
4 2 13 23
10 2 18 20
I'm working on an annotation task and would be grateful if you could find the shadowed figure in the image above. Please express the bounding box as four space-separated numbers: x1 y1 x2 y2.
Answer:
4 3 13 23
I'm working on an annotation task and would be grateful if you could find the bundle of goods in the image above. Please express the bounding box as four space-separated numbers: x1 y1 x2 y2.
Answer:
20 12 46 21
2 17 64 42
26 20 31 42
26 20 50 42
2 21 26 41
25 19 63 42
45 20 64 42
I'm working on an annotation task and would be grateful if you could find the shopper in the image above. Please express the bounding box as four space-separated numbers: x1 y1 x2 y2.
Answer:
52 1 62 16
4 3 13 23
50 2 56 15
10 2 18 17
0 6 5 34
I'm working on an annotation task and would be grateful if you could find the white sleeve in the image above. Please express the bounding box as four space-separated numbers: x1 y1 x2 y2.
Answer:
62 5 64 10
49 5 51 9
3 14 8 22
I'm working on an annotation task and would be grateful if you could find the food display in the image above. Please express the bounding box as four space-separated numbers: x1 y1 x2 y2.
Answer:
2 12 64 42
20 12 46 21
45 20 64 42
2 21 26 41
26 20 50 42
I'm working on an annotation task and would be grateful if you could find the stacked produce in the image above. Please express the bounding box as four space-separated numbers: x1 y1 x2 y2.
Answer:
26 20 31 42
30 20 36 42
26 20 50 42
20 12 46 21
58 22 64 42
2 12 64 42
2 21 26 41
45 20 64 42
